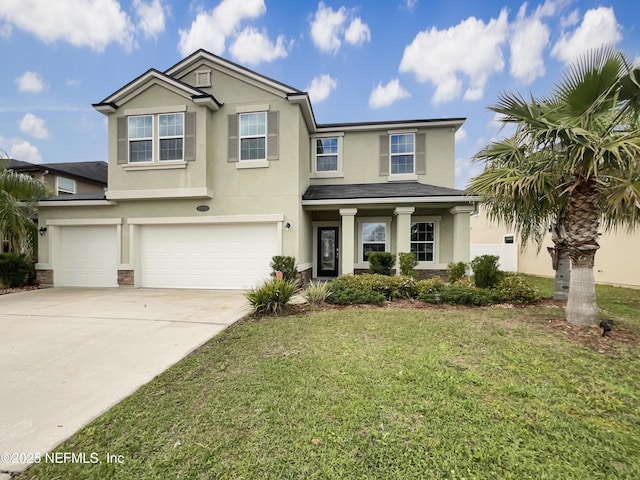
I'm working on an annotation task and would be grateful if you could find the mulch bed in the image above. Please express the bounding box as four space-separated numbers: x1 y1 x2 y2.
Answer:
0 285 41 295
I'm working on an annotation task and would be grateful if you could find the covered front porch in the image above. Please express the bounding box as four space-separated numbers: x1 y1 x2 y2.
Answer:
302 183 479 279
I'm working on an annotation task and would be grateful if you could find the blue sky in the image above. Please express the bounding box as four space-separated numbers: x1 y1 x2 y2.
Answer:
1 0 638 188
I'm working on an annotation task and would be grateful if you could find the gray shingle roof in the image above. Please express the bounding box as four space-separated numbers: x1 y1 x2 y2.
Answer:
4 159 107 185
302 182 467 201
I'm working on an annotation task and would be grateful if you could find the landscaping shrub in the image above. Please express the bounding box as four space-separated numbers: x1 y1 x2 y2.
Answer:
495 273 542 304
470 255 503 288
245 277 298 315
399 252 418 278
0 253 36 288
439 282 496 306
304 281 331 306
326 275 385 305
416 277 445 303
367 252 394 276
447 261 467 283
270 255 297 283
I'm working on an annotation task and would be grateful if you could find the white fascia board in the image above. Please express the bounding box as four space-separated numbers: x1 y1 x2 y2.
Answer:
314 119 465 133
106 188 212 200
46 218 122 226
37 200 116 207
128 214 284 225
302 195 481 207
302 195 481 206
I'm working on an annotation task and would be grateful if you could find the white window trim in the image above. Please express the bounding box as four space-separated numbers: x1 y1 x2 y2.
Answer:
389 132 416 177
411 216 441 266
356 217 391 268
311 133 344 178
127 112 185 164
56 176 76 195
239 111 267 162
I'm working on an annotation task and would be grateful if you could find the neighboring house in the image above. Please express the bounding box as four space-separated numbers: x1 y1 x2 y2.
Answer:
470 207 640 289
1 159 107 254
35 49 478 289
5 159 107 196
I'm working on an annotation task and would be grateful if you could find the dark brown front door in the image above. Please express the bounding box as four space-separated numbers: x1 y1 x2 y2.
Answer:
317 227 339 277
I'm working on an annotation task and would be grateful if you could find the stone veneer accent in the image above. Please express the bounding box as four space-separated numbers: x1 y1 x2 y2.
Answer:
118 270 135 286
36 269 53 287
297 268 312 287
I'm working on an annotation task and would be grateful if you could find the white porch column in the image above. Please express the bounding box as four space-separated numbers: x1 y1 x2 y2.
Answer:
449 206 475 263
394 207 415 274
339 208 357 275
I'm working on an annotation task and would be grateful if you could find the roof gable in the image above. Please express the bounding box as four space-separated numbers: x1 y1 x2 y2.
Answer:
165 49 302 98
93 68 220 113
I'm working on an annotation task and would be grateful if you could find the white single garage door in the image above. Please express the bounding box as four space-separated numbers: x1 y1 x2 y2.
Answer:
139 223 279 289
55 226 118 287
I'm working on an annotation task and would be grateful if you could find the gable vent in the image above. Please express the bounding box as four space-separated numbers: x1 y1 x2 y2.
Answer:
194 69 211 88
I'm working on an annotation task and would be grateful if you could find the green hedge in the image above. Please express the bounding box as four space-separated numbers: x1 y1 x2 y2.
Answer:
0 253 36 288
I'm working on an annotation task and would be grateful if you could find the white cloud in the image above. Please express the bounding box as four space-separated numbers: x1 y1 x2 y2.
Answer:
307 74 337 103
369 79 411 108
229 27 290 65
15 71 46 93
0 137 43 164
399 9 509 104
405 0 418 12
19 113 49 139
560 9 580 29
344 17 370 46
0 0 135 52
0 22 11 38
310 2 370 54
133 0 167 40
551 7 622 65
310 2 347 54
66 79 81 87
509 3 551 84
178 0 266 57
455 127 467 142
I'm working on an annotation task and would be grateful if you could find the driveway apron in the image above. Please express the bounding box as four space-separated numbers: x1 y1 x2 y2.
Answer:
0 287 247 474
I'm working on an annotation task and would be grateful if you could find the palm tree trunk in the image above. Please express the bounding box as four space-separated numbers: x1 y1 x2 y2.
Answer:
566 179 600 326
553 247 571 301
548 209 570 301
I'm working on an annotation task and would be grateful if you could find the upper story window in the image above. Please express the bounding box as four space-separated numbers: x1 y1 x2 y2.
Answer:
390 133 415 175
239 112 266 161
128 113 184 163
316 137 338 171
57 176 76 195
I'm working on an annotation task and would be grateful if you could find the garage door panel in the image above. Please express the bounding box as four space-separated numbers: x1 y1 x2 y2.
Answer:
55 226 118 287
139 223 278 289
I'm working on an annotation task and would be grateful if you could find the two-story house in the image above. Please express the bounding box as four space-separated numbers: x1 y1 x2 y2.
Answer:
35 50 478 289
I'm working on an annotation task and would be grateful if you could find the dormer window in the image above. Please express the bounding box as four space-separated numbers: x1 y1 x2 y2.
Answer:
57 176 76 195
195 69 211 87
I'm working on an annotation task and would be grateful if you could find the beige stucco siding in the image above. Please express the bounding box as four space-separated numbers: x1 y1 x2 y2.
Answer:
470 210 640 288
309 127 456 188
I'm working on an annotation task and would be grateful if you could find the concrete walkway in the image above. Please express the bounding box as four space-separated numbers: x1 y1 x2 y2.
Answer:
0 287 248 475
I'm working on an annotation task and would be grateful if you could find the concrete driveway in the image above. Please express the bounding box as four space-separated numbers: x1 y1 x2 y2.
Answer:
0 287 248 474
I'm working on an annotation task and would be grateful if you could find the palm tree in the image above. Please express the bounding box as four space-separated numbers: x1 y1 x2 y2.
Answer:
469 47 640 326
0 153 50 256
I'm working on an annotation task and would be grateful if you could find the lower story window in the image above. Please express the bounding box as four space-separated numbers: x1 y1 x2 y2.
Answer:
411 222 434 262
362 222 387 261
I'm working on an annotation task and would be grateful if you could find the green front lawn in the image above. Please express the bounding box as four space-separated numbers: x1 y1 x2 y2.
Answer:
20 278 640 479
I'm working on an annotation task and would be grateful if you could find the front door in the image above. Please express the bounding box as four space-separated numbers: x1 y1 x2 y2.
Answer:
317 227 339 277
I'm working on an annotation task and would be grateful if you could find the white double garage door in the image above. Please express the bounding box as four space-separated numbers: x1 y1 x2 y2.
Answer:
53 222 280 289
